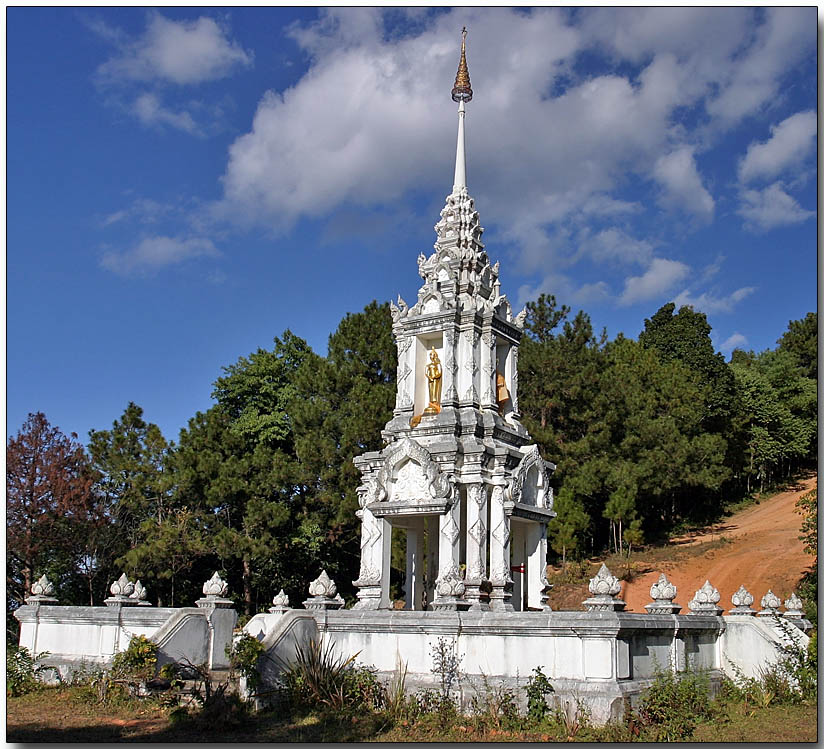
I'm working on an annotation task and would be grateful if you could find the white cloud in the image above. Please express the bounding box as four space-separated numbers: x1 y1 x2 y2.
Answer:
719 332 748 352
706 7 814 125
133 93 199 134
517 273 612 310
97 13 252 85
619 258 690 306
700 254 725 283
210 7 812 299
217 7 809 234
99 197 179 228
673 286 756 314
652 147 714 222
737 182 814 231
100 235 219 276
578 227 654 267
738 110 816 183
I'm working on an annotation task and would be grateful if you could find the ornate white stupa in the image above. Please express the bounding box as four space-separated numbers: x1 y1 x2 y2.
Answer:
353 29 555 613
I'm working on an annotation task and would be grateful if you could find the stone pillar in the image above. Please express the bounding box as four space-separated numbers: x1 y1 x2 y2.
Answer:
395 336 414 412
488 484 513 611
433 493 463 610
353 508 392 610
425 516 438 609
464 482 488 610
511 523 525 611
509 345 520 418
442 330 457 404
480 332 496 409
459 329 479 404
404 519 425 610
525 522 551 611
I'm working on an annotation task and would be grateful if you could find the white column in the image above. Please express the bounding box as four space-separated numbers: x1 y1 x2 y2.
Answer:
404 520 425 611
464 482 488 609
379 519 392 609
525 522 550 611
425 515 439 609
433 493 463 609
509 344 520 417
480 333 496 408
442 330 457 403
395 336 414 412
353 508 392 610
458 330 472 402
511 522 525 611
488 484 513 611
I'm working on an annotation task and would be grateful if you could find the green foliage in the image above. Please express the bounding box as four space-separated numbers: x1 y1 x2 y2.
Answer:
413 688 460 727
551 697 591 740
290 301 397 591
771 617 817 703
111 635 158 682
524 666 554 723
6 645 55 696
548 491 590 565
639 302 737 433
777 312 817 379
730 351 816 493
278 638 382 712
796 487 817 560
227 632 267 692
212 330 311 448
636 668 715 741
468 675 521 731
160 332 313 613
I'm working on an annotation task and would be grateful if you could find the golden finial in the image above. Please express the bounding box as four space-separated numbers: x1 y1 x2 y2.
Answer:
451 27 473 103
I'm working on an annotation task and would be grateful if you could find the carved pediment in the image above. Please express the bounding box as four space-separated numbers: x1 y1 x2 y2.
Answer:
361 438 455 507
508 445 553 511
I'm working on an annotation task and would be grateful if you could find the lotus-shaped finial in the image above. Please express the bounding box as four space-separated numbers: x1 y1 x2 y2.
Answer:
588 563 621 597
31 574 55 597
110 573 135 597
202 571 229 597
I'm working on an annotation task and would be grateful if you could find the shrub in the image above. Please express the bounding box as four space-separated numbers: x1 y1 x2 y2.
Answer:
111 635 158 682
636 668 714 741
771 616 817 703
7 645 56 696
278 638 382 712
385 656 413 722
524 666 554 724
227 632 267 693
469 674 521 731
429 637 462 700
414 688 459 728
552 696 591 740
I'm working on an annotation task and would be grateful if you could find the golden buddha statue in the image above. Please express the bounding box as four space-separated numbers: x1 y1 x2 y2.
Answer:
423 348 443 414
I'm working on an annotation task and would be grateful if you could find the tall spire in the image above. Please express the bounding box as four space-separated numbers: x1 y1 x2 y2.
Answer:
451 27 472 194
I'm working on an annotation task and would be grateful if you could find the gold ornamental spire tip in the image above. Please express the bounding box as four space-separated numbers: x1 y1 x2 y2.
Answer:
451 26 473 103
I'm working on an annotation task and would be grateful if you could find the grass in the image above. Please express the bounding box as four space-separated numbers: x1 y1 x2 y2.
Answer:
691 700 817 743
7 683 817 742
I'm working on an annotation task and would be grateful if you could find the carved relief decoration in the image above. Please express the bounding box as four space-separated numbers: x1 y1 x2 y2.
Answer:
361 438 455 507
508 445 552 510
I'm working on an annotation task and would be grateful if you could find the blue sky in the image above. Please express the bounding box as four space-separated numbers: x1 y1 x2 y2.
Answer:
7 7 818 444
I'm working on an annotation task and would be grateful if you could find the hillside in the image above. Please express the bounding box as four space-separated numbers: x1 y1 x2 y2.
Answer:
547 474 816 612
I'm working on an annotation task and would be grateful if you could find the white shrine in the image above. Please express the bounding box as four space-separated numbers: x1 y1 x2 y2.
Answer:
352 30 556 613
14 32 812 723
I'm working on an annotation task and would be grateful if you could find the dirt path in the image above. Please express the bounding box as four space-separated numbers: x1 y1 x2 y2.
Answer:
621 475 817 613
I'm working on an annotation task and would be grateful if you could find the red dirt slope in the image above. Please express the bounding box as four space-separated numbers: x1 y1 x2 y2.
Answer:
621 475 817 613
